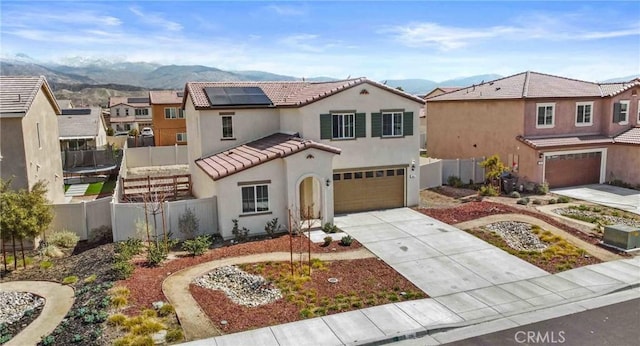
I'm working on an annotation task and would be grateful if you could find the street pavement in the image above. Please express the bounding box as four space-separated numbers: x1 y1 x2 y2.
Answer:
182 208 640 346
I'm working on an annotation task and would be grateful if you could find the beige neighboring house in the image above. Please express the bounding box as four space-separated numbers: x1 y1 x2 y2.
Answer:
108 96 152 133
426 71 640 188
183 78 424 238
421 87 461 150
0 76 65 203
58 107 108 150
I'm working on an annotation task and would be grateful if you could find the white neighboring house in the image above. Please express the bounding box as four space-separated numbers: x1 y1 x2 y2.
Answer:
183 78 424 239
108 96 152 132
58 107 108 150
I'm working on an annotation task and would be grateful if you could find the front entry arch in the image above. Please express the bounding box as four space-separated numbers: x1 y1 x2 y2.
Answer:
299 176 322 220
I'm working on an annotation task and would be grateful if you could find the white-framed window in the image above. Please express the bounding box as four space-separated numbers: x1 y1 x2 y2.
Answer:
575 101 593 126
124 124 132 131
164 107 184 119
536 103 555 128
614 100 630 124
241 185 269 213
382 111 403 136
332 113 355 139
222 116 233 138
125 109 130 116
135 108 149 116
116 109 120 116
176 133 187 142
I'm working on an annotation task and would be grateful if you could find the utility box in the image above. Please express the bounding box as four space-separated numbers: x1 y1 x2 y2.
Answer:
603 224 640 250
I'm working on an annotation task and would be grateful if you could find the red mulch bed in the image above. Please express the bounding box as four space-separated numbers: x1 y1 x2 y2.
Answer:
417 201 606 247
190 258 426 334
118 235 362 315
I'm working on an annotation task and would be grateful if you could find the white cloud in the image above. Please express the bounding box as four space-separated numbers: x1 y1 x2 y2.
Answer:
129 6 183 32
383 23 517 50
266 4 307 16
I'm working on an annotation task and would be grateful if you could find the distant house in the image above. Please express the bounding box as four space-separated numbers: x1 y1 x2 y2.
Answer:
149 90 187 146
426 71 640 188
56 99 73 109
108 96 152 133
58 107 108 151
183 78 424 238
421 87 461 149
0 76 65 203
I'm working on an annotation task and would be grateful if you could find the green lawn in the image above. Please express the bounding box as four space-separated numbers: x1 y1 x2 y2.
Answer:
85 180 117 196
64 184 70 192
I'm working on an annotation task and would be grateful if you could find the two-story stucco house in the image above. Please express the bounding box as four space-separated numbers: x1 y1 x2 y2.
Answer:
0 76 65 203
149 90 187 146
182 78 424 238
108 96 152 133
58 107 108 151
426 71 640 188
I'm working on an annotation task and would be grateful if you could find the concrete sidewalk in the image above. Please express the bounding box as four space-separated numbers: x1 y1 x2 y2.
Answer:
552 184 640 215
181 208 639 346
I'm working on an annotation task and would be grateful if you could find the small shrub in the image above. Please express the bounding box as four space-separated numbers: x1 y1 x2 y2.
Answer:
113 260 134 280
322 223 340 234
71 334 84 343
166 328 184 343
447 175 463 188
509 191 521 198
548 198 557 204
299 308 313 318
231 219 250 242
42 244 64 258
83 274 97 284
479 184 499 196
49 230 80 248
158 304 175 317
178 207 199 239
322 236 332 247
557 196 571 203
41 335 55 345
141 309 157 318
264 218 280 236
115 238 144 260
340 235 353 246
181 235 212 256
516 197 530 205
62 275 79 285
532 199 542 205
146 243 167 267
40 260 53 270
536 182 549 195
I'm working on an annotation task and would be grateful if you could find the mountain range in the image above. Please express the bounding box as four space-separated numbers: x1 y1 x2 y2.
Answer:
1 54 637 107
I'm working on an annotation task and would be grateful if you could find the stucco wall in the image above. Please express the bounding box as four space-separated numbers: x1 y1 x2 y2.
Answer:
606 144 640 186
151 103 186 146
0 118 27 188
22 90 65 203
524 97 604 137
601 88 639 136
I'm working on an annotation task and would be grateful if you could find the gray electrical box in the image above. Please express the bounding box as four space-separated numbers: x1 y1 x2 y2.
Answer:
603 224 640 250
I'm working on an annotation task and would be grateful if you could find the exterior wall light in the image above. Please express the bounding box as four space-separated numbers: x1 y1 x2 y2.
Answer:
326 178 331 187
411 159 416 171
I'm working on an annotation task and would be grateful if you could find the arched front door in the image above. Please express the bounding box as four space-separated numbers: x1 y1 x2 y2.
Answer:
299 176 322 220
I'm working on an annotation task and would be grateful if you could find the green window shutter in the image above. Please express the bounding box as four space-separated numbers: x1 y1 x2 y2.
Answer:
403 111 414 136
371 112 382 137
355 113 366 138
320 114 332 139
613 103 621 123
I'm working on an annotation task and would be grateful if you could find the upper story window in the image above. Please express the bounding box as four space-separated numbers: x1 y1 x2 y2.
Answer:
176 133 187 142
222 116 234 139
241 184 269 214
382 111 403 137
536 103 555 128
125 109 130 116
164 107 184 119
135 108 149 116
332 113 355 139
575 102 593 126
116 109 120 116
613 100 630 124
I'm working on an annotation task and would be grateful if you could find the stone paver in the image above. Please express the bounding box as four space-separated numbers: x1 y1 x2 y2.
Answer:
0 281 75 346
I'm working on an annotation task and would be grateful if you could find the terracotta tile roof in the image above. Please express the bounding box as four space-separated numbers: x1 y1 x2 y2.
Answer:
58 107 103 138
185 78 424 109
0 75 60 116
517 135 615 149
196 133 341 180
149 90 183 104
428 72 639 101
614 127 640 145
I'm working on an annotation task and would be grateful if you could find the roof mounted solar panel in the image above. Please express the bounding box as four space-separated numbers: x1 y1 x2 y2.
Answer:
204 86 272 107
176 91 184 97
61 108 91 115
127 97 149 104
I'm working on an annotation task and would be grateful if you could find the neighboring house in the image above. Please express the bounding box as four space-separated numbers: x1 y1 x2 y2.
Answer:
58 107 108 151
183 78 424 238
149 90 187 146
426 71 640 188
108 96 152 132
0 76 65 203
421 87 461 150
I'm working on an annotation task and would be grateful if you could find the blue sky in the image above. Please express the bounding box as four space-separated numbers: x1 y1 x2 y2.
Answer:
1 1 639 81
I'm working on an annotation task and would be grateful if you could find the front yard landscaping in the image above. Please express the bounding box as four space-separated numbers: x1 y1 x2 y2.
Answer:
553 204 640 230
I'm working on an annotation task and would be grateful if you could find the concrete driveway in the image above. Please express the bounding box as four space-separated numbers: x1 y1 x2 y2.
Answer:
552 184 640 215
334 208 548 298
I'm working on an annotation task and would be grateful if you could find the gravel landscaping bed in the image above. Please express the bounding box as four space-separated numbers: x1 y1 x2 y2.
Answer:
194 266 282 307
0 292 44 345
553 207 640 228
485 221 548 252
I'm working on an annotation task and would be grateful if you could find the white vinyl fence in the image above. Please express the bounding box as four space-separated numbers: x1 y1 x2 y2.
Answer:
126 145 188 168
420 158 442 189
419 157 487 189
50 198 111 240
111 197 218 242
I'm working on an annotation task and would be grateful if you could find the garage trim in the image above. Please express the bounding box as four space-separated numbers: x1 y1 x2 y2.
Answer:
542 147 607 185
